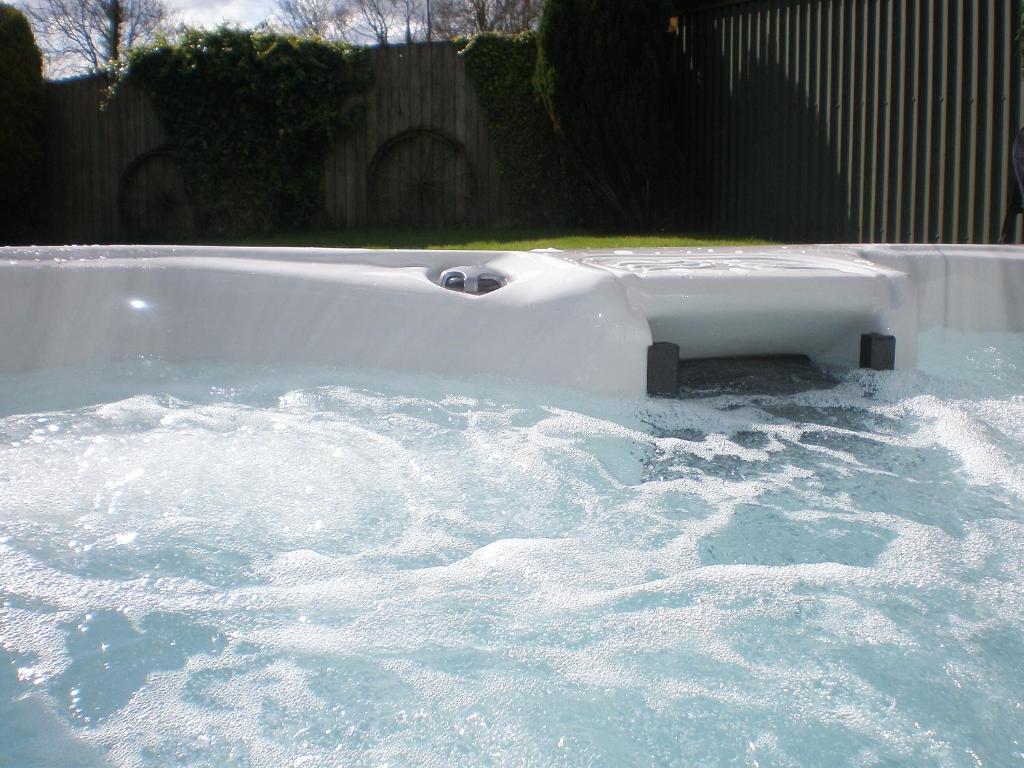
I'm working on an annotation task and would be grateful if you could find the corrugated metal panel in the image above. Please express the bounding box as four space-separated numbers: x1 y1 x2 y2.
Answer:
680 0 1024 243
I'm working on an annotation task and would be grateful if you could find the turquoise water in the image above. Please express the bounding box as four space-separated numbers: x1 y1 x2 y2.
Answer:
1 331 1023 767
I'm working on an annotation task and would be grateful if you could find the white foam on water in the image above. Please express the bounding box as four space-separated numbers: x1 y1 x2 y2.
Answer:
1 330 1024 766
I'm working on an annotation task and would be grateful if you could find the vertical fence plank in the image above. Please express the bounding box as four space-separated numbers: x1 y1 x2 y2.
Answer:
713 13 724 233
852 0 866 240
955 0 971 242
923 0 938 241
940 0 957 241
894 0 911 241
798 0 811 239
981 1 1000 241
992 0 1012 242
906 0 921 241
928 1 946 241
876 0 893 242
811 0 825 240
831 0 848 239
452 44 467 226
968 0 983 242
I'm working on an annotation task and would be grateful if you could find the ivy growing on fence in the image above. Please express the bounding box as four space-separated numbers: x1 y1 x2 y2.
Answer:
125 27 371 237
461 33 585 226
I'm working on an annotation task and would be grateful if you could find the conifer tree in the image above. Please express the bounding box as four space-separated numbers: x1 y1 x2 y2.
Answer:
0 4 44 244
535 0 685 228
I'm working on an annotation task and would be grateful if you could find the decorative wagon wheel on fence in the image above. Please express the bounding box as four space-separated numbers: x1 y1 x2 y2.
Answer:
367 128 477 228
119 147 198 242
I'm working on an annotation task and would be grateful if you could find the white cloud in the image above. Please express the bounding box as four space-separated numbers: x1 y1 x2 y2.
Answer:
165 0 276 28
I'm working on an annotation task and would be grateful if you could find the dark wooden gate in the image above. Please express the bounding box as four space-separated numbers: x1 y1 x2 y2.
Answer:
367 129 477 228
119 148 197 242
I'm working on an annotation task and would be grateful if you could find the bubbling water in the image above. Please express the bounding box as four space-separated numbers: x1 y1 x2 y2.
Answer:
1 330 1023 767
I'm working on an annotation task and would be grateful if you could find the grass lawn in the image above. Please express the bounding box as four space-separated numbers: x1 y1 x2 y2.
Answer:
232 228 771 251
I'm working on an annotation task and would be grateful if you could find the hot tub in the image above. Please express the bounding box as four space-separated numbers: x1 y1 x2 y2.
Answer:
2 244 1023 393
2 243 1023 767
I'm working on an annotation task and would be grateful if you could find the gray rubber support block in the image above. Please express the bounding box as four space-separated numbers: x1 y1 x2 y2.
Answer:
647 342 680 396
859 333 896 370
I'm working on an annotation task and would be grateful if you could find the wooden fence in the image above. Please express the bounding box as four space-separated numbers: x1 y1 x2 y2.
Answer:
45 76 167 244
42 42 509 244
42 5 1024 243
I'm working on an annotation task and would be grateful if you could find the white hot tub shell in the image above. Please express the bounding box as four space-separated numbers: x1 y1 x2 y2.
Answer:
1 244 1023 396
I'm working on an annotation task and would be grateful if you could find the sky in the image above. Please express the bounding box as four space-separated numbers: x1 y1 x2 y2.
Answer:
166 0 277 29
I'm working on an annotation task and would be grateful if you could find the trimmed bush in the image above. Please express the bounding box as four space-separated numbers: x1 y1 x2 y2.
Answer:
535 0 686 229
125 27 371 237
0 4 45 244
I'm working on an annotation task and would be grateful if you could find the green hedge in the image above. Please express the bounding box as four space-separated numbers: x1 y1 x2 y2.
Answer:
0 4 44 245
461 33 586 226
125 27 371 237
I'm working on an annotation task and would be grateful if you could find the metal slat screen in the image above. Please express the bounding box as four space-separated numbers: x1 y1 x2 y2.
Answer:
679 0 1024 243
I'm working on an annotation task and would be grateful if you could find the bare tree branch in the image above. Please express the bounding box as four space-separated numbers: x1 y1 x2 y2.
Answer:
349 0 397 45
277 0 437 47
22 0 170 76
273 0 351 40
433 0 540 36
400 0 413 43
